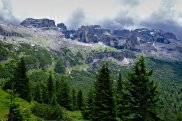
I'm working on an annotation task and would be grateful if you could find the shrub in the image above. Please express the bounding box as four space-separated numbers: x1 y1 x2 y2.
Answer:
31 103 63 120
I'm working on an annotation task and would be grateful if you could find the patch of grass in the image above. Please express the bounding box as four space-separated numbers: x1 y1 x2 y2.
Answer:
0 88 42 120
66 110 89 121
0 88 9 120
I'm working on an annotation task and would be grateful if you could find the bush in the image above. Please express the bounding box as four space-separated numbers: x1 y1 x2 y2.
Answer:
31 103 63 120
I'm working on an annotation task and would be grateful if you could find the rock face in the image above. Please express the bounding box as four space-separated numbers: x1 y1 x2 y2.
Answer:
60 25 182 57
20 18 56 28
0 26 22 37
18 18 182 61
63 25 118 47
112 29 131 39
57 23 67 31
124 35 140 51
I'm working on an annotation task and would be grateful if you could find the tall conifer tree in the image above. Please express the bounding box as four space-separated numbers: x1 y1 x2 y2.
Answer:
93 63 116 121
57 79 71 110
82 88 94 119
116 73 128 120
77 89 84 110
71 88 77 110
12 57 30 102
127 56 159 121
47 73 54 102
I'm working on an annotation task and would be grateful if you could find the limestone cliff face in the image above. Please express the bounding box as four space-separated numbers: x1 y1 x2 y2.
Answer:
20 18 56 28
1 18 182 62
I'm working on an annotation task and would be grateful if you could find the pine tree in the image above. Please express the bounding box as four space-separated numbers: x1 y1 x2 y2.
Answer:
50 93 58 106
8 103 23 121
34 83 43 103
47 73 54 102
116 73 127 120
12 57 30 102
77 89 84 110
71 88 77 110
8 90 23 121
42 84 50 104
116 73 123 93
82 88 94 119
93 63 116 121
57 79 71 110
127 56 159 121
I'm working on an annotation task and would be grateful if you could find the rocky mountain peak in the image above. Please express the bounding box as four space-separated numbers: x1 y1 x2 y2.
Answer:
5 18 181 61
20 18 56 28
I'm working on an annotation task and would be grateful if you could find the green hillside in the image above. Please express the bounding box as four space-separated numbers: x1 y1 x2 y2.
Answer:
0 42 182 120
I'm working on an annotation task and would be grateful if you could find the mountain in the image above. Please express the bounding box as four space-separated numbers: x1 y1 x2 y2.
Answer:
0 18 182 120
19 18 182 61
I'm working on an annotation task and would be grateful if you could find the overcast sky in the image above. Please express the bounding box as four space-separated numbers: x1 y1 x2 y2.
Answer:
0 0 182 38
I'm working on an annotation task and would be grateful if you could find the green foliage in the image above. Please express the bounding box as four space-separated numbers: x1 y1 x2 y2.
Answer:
77 89 84 110
0 43 14 61
24 55 39 69
93 63 116 121
31 102 63 120
115 73 129 121
47 73 54 102
57 76 71 110
11 57 30 102
32 82 43 103
28 70 49 82
7 88 31 121
75 51 85 65
50 93 58 106
8 90 23 121
54 60 66 74
81 88 94 119
0 40 181 121
17 43 52 69
8 103 23 121
0 59 16 80
71 88 77 110
145 58 182 120
127 56 160 120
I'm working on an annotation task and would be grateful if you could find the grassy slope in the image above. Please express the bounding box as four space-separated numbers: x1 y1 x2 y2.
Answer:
0 88 87 121
0 88 42 120
66 111 89 121
0 88 9 120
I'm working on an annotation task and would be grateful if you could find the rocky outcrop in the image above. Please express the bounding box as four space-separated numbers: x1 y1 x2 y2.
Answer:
76 25 104 43
20 18 56 28
57 23 67 31
62 30 77 39
0 26 22 37
112 29 131 39
85 50 136 64
124 35 141 51
72 25 118 47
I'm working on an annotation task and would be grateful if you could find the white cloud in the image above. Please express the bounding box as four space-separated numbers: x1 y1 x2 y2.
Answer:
0 0 19 24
